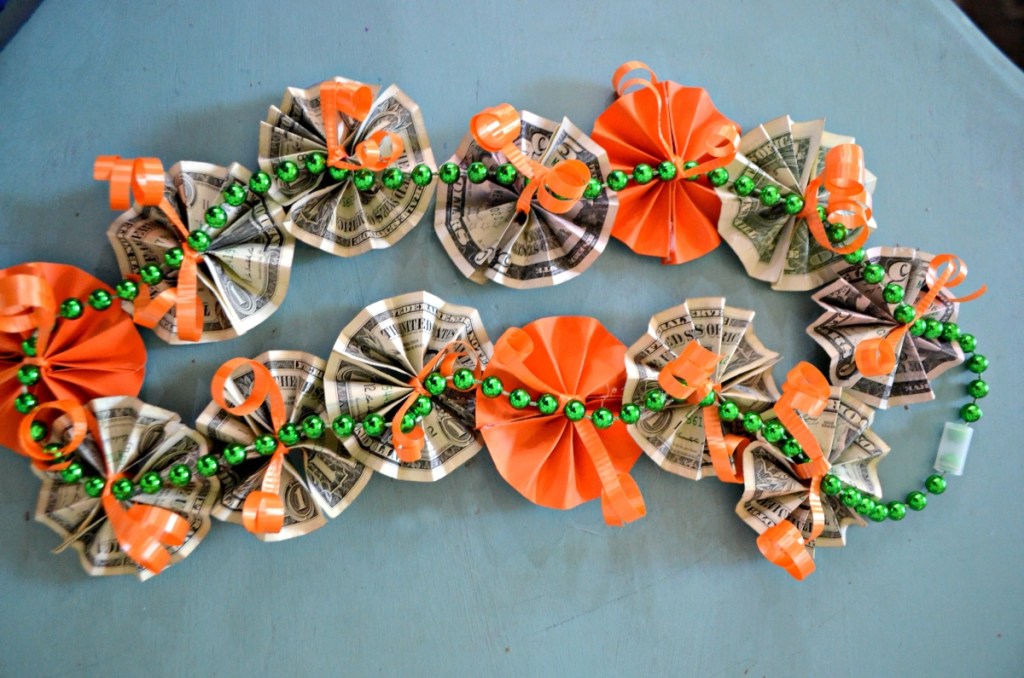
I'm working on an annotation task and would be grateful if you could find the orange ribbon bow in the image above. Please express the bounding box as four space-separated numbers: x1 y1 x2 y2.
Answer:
799 144 873 255
774 362 832 479
320 80 404 171
756 475 824 581
470 104 592 216
94 155 203 342
855 253 987 377
658 340 747 483
102 473 189 575
210 357 292 534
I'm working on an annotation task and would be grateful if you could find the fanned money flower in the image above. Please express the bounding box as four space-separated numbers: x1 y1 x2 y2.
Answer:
196 350 372 541
107 161 295 344
324 291 493 482
736 388 889 555
434 107 617 288
808 247 963 409
624 297 780 481
35 396 218 579
258 77 434 256
715 116 877 291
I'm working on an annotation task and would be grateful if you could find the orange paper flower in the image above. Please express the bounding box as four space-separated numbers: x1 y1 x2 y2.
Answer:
476 317 646 526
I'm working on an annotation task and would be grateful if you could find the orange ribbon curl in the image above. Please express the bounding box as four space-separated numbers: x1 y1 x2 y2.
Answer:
755 475 824 581
94 155 203 342
855 253 987 377
15 399 87 471
102 473 189 575
469 104 591 215
210 358 290 534
775 362 832 479
320 80 404 171
799 144 873 255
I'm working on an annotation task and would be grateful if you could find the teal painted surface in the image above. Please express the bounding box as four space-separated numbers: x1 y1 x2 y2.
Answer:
0 1 1021 675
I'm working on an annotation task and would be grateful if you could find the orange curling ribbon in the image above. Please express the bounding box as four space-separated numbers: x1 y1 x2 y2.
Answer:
0 272 57 359
855 253 987 377
14 399 88 471
320 80 404 171
101 474 188 575
210 358 289 534
756 475 824 580
469 104 591 215
775 362 832 479
799 144 873 255
94 155 203 342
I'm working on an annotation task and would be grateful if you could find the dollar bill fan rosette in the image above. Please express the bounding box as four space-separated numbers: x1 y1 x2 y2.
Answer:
35 396 218 579
808 247 965 409
624 297 780 482
434 104 617 288
0 262 146 456
476 316 646 526
196 350 372 541
716 116 877 291
590 61 741 264
105 160 294 343
736 388 889 577
258 76 434 256
324 291 493 482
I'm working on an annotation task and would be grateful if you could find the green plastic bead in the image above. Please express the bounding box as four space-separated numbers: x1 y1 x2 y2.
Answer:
682 160 700 181
424 372 447 395
537 393 559 415
187 230 211 253
139 471 162 494
759 185 780 206
843 248 866 265
60 461 83 483
563 399 586 422
466 162 489 184
869 504 889 523
733 175 755 196
644 389 667 412
940 322 960 343
480 376 504 398
906 491 928 511
249 171 272 194
923 318 943 340
115 280 139 301
893 304 916 324
168 464 191 487
619 403 641 424
966 354 988 374
14 392 38 414
362 413 385 437
762 421 785 443
887 501 907 521
223 182 248 206
960 403 982 423
508 389 531 410
222 443 247 465
353 169 375 191
816 205 828 221
657 161 677 181
16 364 40 386
60 298 83 319
275 160 299 183
88 289 113 310
329 166 351 182
494 163 518 186
301 415 325 439
412 395 433 417
781 437 803 458
697 391 715 407
204 205 228 229
29 420 47 442
606 170 629 191
633 163 654 185
958 334 977 353
707 167 729 187
742 412 763 433
382 167 405 190
718 401 740 422
821 474 842 496
139 264 163 286
909 318 928 337
882 283 905 304
451 368 476 391
841 487 862 508
967 379 989 399
111 478 134 500
277 422 300 446
196 454 219 477
783 194 804 215
592 407 614 429
862 263 885 285
400 412 417 434
925 474 947 494
856 496 877 516
410 164 432 186
304 152 327 176
332 414 355 438
83 477 105 498
43 443 63 458
436 162 459 185
583 178 603 199
827 224 848 243
253 434 278 455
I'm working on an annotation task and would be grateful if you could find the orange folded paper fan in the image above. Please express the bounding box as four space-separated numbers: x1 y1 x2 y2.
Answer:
591 61 741 264
476 317 646 526
0 262 146 455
